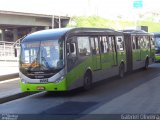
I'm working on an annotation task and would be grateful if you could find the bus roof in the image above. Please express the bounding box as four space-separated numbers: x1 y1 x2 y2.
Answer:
22 28 72 42
119 29 148 34
22 27 121 42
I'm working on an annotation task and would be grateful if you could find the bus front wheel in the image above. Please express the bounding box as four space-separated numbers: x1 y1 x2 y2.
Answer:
83 72 92 91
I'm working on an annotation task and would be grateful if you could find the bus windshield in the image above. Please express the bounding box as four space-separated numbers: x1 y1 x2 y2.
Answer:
20 39 64 74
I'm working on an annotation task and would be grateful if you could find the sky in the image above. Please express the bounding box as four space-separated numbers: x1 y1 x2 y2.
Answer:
0 0 159 19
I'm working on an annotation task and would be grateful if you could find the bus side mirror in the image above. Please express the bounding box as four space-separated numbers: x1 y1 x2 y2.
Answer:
70 43 75 53
14 48 17 57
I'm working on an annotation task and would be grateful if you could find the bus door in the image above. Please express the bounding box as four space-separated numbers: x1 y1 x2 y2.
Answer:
90 37 101 70
133 36 141 61
99 36 117 69
139 36 149 61
108 36 117 66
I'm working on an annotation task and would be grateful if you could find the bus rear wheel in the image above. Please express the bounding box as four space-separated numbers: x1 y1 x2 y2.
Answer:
119 64 124 78
83 72 92 91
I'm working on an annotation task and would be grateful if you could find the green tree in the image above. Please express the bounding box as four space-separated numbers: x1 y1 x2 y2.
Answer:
67 16 160 32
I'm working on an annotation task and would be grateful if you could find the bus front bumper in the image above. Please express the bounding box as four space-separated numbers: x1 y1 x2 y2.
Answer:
19 79 67 92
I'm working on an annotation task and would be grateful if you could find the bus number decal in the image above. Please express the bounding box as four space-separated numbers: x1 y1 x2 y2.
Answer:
40 79 48 83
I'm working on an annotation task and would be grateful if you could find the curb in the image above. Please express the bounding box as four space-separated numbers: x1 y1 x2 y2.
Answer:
0 92 36 104
0 73 19 81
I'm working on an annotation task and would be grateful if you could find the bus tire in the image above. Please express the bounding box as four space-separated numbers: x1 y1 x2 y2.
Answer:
83 72 92 91
119 63 124 78
144 58 149 70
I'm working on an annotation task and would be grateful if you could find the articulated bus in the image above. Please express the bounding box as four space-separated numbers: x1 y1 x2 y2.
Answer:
153 32 160 62
19 28 155 92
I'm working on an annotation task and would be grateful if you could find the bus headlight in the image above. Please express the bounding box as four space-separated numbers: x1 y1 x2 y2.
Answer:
54 76 64 84
20 78 27 84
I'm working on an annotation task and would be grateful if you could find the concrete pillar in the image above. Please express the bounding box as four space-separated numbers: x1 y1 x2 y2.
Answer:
52 15 54 29
59 16 61 28
1 29 5 41
45 26 49 30
13 28 18 42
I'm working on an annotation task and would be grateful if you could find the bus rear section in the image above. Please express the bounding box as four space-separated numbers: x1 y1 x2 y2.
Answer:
123 30 155 72
153 32 160 62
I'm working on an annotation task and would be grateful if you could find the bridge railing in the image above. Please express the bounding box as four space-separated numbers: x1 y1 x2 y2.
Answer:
0 41 20 61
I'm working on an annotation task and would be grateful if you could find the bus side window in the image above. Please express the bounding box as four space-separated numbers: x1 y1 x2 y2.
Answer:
100 36 108 53
77 37 91 56
116 36 124 51
67 37 77 56
68 42 77 58
132 36 136 50
143 36 150 49
100 37 104 53
147 36 150 48
135 36 140 49
150 37 155 49
90 37 100 55
90 37 96 55
103 37 108 53
95 37 100 54
66 37 77 67
139 37 144 49
108 36 115 52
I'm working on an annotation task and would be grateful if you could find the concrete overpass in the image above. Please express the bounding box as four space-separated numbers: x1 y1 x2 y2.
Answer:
0 10 70 42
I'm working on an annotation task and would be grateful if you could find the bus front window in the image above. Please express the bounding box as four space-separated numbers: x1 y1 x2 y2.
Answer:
20 39 64 78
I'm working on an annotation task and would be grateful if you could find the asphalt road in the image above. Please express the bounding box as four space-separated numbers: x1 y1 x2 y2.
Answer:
0 78 20 99
1 63 160 120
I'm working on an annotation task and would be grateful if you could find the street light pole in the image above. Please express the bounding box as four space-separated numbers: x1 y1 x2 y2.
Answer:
59 16 61 28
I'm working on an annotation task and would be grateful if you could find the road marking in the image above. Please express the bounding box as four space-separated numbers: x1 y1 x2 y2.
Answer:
0 78 19 84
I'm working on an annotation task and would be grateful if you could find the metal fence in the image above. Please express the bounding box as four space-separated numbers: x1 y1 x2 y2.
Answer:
0 41 20 61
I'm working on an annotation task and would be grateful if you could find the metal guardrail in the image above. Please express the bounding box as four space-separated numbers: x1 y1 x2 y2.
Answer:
0 41 20 61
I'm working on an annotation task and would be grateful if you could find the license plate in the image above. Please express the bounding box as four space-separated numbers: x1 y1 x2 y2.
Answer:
37 86 45 90
39 78 48 83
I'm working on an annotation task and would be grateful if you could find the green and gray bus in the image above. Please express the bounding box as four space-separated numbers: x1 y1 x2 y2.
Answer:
19 28 155 92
